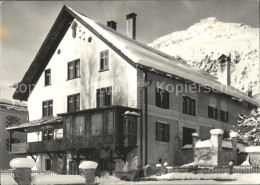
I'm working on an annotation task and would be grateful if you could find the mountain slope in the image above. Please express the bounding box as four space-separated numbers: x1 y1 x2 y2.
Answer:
149 17 259 96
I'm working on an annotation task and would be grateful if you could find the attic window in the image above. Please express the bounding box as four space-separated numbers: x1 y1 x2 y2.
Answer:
71 21 78 38
100 50 109 71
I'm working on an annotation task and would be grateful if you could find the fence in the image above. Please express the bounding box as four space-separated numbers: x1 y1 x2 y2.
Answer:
167 165 260 174
0 169 57 177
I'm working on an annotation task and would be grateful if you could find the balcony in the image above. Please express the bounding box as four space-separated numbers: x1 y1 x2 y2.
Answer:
11 140 64 154
27 140 64 153
60 105 140 150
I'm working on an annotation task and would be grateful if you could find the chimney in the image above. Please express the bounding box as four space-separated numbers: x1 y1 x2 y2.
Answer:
126 13 137 39
107 21 117 30
247 82 253 97
217 54 231 86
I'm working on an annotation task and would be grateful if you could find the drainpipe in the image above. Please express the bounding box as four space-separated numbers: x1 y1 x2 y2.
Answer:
144 71 148 165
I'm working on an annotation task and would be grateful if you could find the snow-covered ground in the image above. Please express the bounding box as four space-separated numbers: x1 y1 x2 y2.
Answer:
100 173 260 184
149 17 259 96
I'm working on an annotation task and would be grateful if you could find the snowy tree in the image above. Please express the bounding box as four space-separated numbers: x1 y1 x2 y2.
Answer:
237 108 260 146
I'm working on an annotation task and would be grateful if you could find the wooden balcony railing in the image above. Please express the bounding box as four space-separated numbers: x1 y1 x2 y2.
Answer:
62 135 115 149
27 140 63 153
11 143 27 154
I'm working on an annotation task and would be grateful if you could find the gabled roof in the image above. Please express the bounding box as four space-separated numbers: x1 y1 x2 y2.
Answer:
13 5 260 107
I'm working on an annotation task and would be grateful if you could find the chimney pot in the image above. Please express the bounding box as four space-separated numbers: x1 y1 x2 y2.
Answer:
126 13 137 40
107 21 117 30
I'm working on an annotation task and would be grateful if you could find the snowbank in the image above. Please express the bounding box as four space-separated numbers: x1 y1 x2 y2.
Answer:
182 144 192 149
240 146 260 153
79 161 98 169
192 133 199 137
195 140 211 148
156 164 162 167
1 175 18 185
94 174 122 184
210 129 224 135
230 132 238 138
31 175 85 184
10 158 36 169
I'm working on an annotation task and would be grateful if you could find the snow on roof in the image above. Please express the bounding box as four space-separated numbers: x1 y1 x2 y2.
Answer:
79 161 98 169
221 140 233 149
239 146 260 153
68 6 259 107
195 140 211 148
6 116 63 130
210 129 224 135
31 175 85 184
10 158 36 169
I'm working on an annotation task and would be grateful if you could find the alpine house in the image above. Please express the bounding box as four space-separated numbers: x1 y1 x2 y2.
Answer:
7 5 259 175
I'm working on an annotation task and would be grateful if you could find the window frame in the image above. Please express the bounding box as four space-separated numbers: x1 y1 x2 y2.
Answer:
67 59 80 80
96 87 112 108
155 88 169 109
42 100 53 117
67 93 80 112
220 109 229 122
156 122 169 142
182 96 196 116
44 69 51 86
99 50 109 72
208 106 218 119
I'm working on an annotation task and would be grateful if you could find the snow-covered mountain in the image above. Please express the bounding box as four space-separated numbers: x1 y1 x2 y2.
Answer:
149 17 259 96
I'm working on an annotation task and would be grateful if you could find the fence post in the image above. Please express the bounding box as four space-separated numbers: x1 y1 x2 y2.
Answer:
10 158 36 185
210 129 223 166
192 133 199 164
79 161 98 185
230 132 238 165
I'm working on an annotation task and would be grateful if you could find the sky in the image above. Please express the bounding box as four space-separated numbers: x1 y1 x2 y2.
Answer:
0 0 259 98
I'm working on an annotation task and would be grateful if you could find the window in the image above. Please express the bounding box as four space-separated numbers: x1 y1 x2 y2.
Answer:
68 59 80 80
74 115 85 136
67 94 80 112
105 112 114 134
43 129 53 141
45 159 52 171
44 69 51 86
96 87 112 107
156 88 169 109
220 110 229 122
182 96 196 116
91 113 103 135
100 50 109 71
123 116 137 135
208 106 218 119
156 122 169 142
182 127 196 146
42 100 53 117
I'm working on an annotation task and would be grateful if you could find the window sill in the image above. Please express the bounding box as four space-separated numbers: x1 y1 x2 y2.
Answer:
99 69 109 72
155 106 169 110
183 113 196 117
156 140 169 144
66 76 81 81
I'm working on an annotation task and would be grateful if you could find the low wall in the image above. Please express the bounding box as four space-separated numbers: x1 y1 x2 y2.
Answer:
220 148 235 166
175 148 193 166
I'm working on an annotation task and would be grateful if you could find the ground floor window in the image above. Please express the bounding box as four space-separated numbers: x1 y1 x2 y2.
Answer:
156 122 169 142
45 159 52 171
182 127 196 146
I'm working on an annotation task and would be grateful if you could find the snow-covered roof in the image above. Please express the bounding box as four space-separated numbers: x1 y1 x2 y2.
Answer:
13 5 260 107
6 116 63 131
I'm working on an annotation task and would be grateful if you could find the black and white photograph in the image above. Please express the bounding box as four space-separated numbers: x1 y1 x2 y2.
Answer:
0 0 260 184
